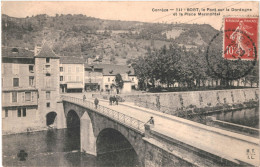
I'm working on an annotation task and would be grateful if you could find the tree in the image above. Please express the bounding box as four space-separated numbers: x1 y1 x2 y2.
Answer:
115 74 124 94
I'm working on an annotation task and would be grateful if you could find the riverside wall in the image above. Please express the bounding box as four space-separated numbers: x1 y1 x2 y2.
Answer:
123 88 259 112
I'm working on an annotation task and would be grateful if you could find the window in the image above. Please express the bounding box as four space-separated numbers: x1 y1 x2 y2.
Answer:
22 108 26 117
29 76 34 86
46 91 50 100
68 76 72 81
46 102 50 108
68 66 71 73
46 73 51 76
5 109 8 117
29 65 34 72
60 76 63 81
132 78 134 81
12 48 19 53
108 78 110 82
46 58 50 63
17 108 21 117
45 65 51 73
12 64 19 74
60 67 63 72
25 92 31 101
13 78 19 87
12 92 17 102
45 77 51 88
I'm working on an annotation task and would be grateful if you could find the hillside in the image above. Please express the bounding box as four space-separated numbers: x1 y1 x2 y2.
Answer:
2 14 219 65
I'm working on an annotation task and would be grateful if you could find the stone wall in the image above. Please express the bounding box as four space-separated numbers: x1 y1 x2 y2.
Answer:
143 124 243 167
123 88 258 114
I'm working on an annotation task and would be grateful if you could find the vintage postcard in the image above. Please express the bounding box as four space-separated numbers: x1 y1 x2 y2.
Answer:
1 1 259 167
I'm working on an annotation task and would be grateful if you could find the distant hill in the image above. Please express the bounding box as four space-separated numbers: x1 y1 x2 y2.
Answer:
2 14 219 65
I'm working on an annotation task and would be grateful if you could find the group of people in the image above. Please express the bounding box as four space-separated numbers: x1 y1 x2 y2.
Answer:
83 94 155 126
83 94 120 107
109 95 119 105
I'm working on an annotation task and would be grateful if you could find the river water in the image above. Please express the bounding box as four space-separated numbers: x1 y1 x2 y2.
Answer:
2 128 96 167
210 107 259 128
3 107 258 166
2 127 139 167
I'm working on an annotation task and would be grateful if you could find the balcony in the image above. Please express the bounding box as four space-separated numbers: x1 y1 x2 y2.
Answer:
2 99 38 108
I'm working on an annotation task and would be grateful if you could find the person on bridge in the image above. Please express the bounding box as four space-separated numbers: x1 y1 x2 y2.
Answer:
147 116 154 125
115 95 119 105
83 95 86 102
94 98 99 109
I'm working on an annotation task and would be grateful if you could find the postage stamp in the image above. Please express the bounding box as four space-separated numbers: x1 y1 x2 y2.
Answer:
1 1 259 167
223 17 258 60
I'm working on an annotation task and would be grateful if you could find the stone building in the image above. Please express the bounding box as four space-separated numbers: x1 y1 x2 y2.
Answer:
84 64 138 93
84 64 103 91
59 56 85 93
2 47 38 134
2 43 66 134
34 43 62 128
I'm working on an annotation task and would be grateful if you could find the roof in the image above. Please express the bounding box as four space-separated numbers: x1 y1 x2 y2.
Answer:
85 64 135 76
85 64 103 69
35 42 59 58
2 47 34 58
60 56 84 64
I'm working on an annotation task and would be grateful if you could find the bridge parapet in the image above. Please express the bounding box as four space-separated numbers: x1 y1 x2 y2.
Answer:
61 95 145 132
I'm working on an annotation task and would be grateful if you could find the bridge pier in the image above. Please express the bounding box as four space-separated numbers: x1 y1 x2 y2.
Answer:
80 112 96 156
56 102 67 129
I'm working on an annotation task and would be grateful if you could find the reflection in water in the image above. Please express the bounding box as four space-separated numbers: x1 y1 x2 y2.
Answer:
96 128 139 167
211 107 259 128
2 128 95 167
64 128 81 152
97 149 139 167
3 127 139 167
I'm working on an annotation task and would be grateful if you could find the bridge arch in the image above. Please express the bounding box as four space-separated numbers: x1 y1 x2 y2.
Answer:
62 101 145 165
46 112 57 126
96 128 140 167
66 110 80 128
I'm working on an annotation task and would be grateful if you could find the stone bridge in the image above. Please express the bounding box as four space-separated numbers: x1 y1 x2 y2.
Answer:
61 96 259 167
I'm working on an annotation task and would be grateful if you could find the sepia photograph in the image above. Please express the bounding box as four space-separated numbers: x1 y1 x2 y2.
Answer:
1 1 259 166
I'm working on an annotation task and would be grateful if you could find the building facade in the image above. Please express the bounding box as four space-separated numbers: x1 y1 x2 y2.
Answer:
84 64 138 93
34 43 61 128
59 57 84 93
2 45 138 134
84 64 103 91
2 47 39 134
2 44 66 134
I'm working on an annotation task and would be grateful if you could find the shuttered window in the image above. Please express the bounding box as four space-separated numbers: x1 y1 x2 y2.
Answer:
12 92 17 102
46 91 51 100
25 92 31 101
13 78 19 87
17 108 21 117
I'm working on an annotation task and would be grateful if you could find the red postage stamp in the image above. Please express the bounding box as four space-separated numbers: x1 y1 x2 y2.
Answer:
223 17 258 60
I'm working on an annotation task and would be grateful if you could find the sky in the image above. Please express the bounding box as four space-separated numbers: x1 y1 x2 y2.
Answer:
1 1 259 30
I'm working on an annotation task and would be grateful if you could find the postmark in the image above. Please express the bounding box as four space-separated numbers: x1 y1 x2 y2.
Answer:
223 17 258 60
206 29 257 80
